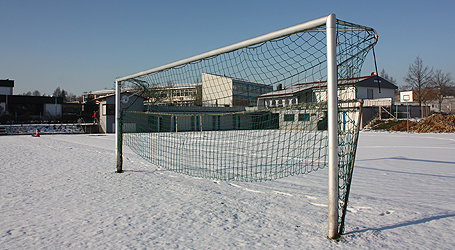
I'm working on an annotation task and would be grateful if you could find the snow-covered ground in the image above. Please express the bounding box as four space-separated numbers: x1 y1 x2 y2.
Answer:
1 132 454 249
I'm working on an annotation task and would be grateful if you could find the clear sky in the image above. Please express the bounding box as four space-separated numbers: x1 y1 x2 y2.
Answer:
1 0 454 96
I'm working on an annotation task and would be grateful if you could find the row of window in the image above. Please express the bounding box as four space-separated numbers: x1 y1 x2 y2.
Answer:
233 83 272 95
156 89 197 98
265 98 298 107
283 113 311 122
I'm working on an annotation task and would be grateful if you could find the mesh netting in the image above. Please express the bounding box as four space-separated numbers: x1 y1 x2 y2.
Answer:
117 18 377 233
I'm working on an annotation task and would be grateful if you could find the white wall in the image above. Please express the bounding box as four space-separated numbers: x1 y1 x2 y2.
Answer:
202 73 233 107
0 86 13 95
357 86 395 102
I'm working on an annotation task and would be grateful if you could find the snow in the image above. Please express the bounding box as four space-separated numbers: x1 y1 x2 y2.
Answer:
1 132 454 249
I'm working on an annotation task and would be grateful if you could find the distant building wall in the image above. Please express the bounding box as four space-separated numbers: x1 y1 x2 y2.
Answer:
202 73 273 107
44 103 63 116
202 73 233 107
0 87 13 95
357 86 395 102
0 95 63 118
0 80 14 95
98 94 145 133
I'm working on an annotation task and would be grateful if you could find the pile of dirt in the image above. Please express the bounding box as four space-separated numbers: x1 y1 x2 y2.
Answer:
389 114 455 133
388 120 418 132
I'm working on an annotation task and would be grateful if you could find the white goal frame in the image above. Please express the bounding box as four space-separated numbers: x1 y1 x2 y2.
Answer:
115 14 340 238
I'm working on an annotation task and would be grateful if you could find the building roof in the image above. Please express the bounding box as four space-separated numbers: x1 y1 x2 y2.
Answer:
0 79 14 88
0 95 63 104
82 89 115 96
93 92 144 101
356 75 398 89
258 73 398 98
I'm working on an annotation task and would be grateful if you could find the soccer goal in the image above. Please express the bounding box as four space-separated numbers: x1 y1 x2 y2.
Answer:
114 14 377 239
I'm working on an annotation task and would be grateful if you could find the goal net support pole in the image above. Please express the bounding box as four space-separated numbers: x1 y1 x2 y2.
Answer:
326 13 339 239
115 80 123 173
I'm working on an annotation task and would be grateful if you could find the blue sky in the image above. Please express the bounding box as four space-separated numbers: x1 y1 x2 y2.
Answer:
1 0 454 96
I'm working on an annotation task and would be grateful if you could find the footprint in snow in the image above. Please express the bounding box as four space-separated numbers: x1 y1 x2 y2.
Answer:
379 210 394 216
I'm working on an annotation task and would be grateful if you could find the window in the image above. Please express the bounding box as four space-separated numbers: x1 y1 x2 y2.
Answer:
102 104 115 116
367 89 374 99
107 104 115 115
298 113 310 121
283 114 295 122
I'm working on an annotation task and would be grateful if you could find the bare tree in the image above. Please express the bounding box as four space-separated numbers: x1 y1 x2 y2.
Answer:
53 87 70 102
380 69 397 85
65 93 77 103
61 89 67 102
53 87 62 97
403 56 433 117
32 90 41 96
431 69 454 112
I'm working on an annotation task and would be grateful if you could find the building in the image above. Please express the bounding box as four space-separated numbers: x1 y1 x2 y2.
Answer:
428 96 455 113
121 73 276 132
355 73 398 101
257 73 399 129
82 89 115 103
202 73 273 107
95 93 145 133
0 80 14 115
0 79 14 95
143 105 276 132
0 79 64 122
145 84 202 107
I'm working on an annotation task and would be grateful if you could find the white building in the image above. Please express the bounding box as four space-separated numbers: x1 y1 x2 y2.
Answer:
428 96 455 113
95 93 145 133
145 84 201 106
257 73 398 130
82 89 115 103
0 80 14 95
202 73 273 107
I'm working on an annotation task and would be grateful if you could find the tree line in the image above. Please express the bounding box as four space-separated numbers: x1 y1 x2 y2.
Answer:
20 87 82 103
381 56 454 113
402 56 454 113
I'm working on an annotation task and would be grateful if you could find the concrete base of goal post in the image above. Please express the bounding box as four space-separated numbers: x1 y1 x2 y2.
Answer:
326 13 339 239
115 80 123 173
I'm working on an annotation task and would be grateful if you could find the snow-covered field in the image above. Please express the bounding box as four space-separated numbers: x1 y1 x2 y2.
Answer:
1 132 454 249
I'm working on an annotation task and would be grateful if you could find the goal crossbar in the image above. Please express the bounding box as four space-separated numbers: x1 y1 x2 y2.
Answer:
116 15 329 82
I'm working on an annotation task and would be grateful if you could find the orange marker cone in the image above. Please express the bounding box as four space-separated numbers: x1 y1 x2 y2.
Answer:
31 129 40 137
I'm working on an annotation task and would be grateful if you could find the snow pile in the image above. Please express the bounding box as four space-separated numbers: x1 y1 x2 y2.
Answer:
0 132 454 249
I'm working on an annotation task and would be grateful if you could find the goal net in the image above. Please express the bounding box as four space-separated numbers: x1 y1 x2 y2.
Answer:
115 14 377 236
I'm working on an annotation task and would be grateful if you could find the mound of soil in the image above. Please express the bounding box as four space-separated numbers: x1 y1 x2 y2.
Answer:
389 114 455 133
389 120 417 132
